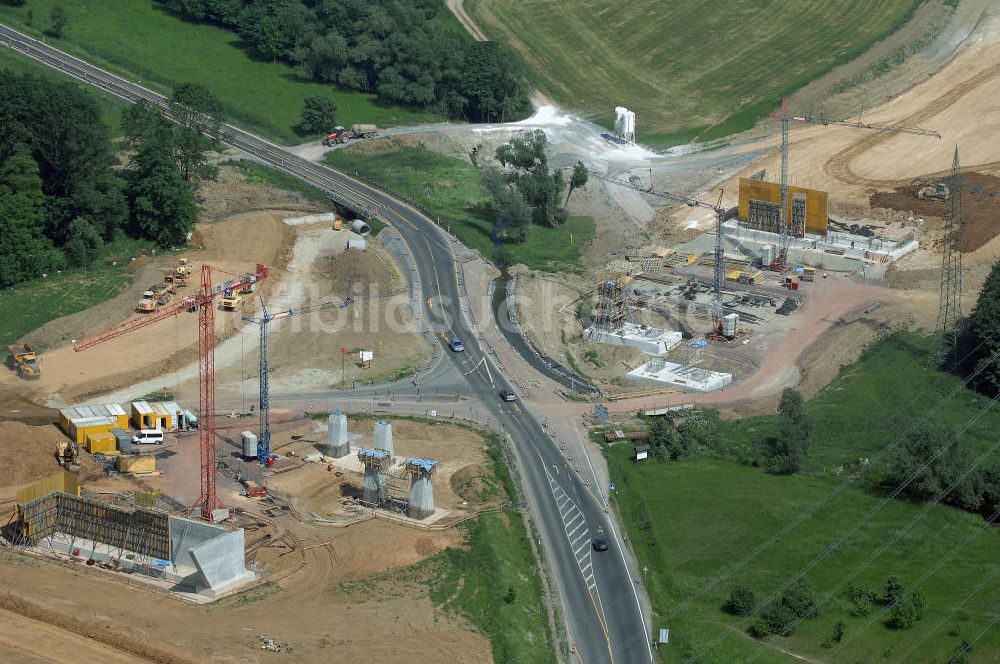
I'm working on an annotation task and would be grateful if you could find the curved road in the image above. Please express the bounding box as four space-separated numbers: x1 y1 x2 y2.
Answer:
0 24 653 664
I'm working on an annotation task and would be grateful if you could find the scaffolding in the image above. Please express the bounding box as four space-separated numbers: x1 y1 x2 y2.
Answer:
14 492 170 563
592 277 632 331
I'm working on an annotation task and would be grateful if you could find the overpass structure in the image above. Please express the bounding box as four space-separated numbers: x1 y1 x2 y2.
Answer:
0 24 654 663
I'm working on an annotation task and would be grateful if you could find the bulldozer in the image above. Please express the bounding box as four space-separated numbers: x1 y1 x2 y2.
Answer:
917 182 949 202
55 440 80 472
6 342 41 378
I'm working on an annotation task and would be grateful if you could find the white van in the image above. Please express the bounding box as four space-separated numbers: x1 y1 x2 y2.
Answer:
132 429 164 445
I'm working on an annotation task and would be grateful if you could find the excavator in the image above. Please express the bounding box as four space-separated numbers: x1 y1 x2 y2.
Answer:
917 182 949 202
55 439 80 472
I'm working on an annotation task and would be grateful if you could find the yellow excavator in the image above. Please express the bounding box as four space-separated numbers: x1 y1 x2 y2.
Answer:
55 440 80 472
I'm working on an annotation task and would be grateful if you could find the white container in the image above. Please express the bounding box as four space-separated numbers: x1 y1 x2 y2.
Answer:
722 313 739 337
242 431 258 459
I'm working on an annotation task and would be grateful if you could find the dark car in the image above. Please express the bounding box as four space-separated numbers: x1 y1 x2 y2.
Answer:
499 389 517 402
449 339 465 352
592 538 609 552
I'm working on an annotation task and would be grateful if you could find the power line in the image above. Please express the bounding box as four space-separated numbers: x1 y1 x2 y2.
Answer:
660 335 1000 625
888 564 1000 664
688 391 1000 662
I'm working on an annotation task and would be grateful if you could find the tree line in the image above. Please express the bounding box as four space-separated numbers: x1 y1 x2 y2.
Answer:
0 72 218 288
156 0 532 124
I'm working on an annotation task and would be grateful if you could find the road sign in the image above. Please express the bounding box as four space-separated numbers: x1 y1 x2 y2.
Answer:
609 482 617 491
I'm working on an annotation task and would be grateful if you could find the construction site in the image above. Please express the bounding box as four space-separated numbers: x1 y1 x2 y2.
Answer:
4 3 1000 661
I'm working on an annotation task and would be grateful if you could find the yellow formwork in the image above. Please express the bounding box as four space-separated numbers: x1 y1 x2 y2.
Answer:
738 178 828 235
16 470 80 506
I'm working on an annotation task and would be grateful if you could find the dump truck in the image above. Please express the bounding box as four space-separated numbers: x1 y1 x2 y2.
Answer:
137 290 157 312
164 273 186 290
350 123 378 139
322 126 349 146
6 342 41 378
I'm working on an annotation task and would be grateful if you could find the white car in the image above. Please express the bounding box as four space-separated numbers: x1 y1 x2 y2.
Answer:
132 429 164 445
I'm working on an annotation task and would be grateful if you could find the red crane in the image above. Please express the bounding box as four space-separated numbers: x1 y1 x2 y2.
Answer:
75 263 268 517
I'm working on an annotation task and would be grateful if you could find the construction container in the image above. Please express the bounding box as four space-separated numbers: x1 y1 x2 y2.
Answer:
131 401 179 430
801 267 816 282
61 413 116 445
86 430 117 454
118 455 156 474
242 431 258 460
112 428 133 455
723 313 739 337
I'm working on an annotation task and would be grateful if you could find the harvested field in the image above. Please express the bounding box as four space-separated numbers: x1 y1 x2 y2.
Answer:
869 173 1000 251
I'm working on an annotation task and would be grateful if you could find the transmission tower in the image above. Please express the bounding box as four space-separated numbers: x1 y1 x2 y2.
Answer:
929 147 964 369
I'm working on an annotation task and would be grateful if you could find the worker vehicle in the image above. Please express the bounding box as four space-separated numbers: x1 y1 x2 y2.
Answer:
55 440 80 471
175 257 191 278
6 342 41 378
332 217 343 231
449 339 465 352
499 389 517 402
132 429 164 445
164 273 186 289
917 182 949 202
220 267 266 311
136 290 157 312
351 123 378 139
322 126 349 146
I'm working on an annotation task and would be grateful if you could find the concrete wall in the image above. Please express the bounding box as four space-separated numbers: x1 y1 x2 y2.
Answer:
189 529 250 592
408 474 434 520
326 410 349 458
168 515 228 568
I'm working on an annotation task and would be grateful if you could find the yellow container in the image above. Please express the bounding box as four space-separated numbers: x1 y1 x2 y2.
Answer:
86 431 117 454
118 456 156 474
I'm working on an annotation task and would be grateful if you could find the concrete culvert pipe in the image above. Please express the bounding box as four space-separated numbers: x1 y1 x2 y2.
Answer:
351 219 370 236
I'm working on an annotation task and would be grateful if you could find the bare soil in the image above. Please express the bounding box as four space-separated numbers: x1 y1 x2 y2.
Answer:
869 172 1000 252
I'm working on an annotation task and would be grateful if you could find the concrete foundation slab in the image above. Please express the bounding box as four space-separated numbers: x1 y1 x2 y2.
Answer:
583 323 682 356
627 359 732 392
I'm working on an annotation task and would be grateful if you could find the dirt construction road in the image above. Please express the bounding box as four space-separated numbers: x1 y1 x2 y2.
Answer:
0 608 150 664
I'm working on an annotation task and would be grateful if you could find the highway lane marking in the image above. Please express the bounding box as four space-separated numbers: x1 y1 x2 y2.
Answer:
567 522 585 540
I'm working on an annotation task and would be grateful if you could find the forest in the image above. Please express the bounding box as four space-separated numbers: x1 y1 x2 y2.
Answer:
157 0 533 123
0 72 211 288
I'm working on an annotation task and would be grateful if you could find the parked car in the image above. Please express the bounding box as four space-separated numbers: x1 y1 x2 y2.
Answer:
499 389 517 402
449 339 465 352
132 429 164 445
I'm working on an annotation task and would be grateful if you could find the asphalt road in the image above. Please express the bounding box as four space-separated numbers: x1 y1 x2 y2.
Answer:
0 24 654 663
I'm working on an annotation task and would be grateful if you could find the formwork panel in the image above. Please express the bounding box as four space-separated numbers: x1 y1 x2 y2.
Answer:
738 178 828 236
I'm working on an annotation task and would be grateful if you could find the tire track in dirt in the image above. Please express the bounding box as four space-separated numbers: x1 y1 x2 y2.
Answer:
824 59 1000 187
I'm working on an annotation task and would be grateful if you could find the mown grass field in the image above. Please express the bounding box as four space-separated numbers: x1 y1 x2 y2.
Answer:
227 160 332 206
709 332 1000 473
325 143 594 272
467 0 923 147
0 262 133 347
0 1 442 144
608 453 999 663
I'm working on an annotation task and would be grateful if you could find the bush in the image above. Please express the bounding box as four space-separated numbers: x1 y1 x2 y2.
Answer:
888 589 925 630
849 583 877 617
762 600 797 637
727 585 757 617
781 579 819 620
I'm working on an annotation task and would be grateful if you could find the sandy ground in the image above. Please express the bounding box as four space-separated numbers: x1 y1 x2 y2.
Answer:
0 417 503 663
267 417 492 518
0 212 427 411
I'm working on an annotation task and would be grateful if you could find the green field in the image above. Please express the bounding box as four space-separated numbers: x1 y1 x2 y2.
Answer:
708 332 1000 473
0 1 442 144
467 0 924 146
608 453 999 663
227 160 332 207
325 143 594 272
0 261 134 347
